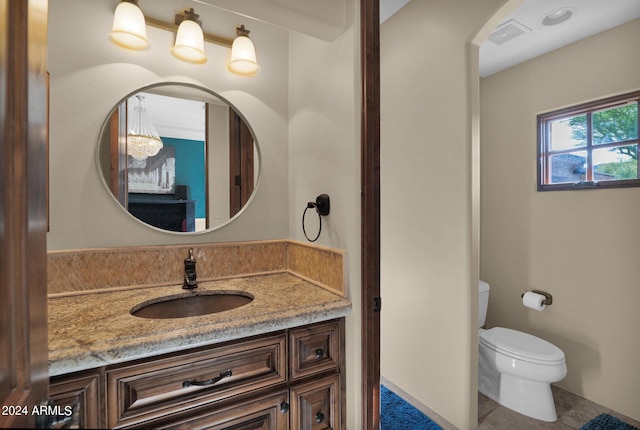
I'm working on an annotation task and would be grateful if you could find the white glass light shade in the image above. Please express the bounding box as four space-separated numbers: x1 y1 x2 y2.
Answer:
171 19 207 64
228 35 260 76
109 1 149 50
128 98 163 160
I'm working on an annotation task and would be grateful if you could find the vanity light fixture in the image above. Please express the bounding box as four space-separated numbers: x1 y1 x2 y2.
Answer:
109 0 149 50
228 25 261 76
171 8 207 64
127 95 163 160
108 1 260 75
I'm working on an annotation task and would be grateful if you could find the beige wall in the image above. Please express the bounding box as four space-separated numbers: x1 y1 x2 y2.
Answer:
481 19 640 421
47 0 290 250
380 1 511 429
287 0 362 425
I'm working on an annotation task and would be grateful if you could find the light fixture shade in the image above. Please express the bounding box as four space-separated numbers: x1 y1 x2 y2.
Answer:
228 34 260 76
172 19 207 64
109 1 149 50
128 96 163 160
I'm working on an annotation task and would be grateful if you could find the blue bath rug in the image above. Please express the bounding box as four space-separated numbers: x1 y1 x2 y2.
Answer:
580 414 639 430
381 385 442 430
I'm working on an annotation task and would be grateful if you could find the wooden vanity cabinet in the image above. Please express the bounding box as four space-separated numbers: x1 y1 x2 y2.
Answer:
49 369 105 429
49 319 344 429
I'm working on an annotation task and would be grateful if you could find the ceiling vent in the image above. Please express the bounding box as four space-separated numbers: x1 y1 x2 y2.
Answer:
488 19 532 46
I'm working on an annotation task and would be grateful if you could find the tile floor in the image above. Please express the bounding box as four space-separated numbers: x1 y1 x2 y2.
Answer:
477 386 640 430
381 377 639 430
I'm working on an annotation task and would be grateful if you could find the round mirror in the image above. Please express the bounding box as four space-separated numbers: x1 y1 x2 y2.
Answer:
97 83 260 233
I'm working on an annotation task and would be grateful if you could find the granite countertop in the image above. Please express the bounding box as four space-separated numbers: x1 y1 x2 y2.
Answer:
48 272 352 377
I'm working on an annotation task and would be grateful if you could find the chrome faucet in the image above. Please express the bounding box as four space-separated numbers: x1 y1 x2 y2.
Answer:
183 248 198 289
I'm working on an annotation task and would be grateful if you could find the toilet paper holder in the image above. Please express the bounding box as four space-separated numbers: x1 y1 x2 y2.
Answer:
521 290 553 306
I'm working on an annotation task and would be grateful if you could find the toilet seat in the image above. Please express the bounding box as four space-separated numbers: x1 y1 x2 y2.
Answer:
480 327 565 365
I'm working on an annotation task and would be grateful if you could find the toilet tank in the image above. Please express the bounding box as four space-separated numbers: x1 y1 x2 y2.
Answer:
478 280 490 328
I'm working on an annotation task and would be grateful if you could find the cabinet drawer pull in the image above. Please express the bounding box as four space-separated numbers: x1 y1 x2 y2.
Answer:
315 411 325 423
183 370 232 388
314 348 325 359
280 402 290 414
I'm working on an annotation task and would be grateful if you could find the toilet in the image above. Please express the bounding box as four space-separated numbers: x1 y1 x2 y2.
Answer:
478 280 567 422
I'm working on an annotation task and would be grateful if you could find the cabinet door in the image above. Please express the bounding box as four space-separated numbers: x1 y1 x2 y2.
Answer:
49 370 103 429
156 389 289 430
290 375 339 430
289 321 341 381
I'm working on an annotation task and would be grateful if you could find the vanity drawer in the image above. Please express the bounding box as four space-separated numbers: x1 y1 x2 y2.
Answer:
290 374 340 430
106 333 287 428
154 389 290 429
289 320 341 381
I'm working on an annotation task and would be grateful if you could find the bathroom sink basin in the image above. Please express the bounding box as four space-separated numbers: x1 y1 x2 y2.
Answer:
131 291 254 319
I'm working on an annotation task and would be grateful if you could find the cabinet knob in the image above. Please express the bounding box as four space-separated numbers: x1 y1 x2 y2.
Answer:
280 402 290 414
315 411 325 423
314 348 325 359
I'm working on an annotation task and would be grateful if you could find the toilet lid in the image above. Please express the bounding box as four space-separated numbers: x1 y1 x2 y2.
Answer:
480 327 565 365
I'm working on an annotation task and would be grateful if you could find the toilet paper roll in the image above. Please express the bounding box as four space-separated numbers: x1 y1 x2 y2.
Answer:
523 291 546 311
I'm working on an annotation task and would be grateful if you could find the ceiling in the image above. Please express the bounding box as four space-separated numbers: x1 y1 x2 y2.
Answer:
380 0 411 23
381 0 640 77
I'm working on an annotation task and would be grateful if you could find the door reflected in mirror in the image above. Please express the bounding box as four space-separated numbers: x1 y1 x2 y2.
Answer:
97 83 260 233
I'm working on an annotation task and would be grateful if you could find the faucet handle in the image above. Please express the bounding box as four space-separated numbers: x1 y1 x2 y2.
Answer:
183 248 198 289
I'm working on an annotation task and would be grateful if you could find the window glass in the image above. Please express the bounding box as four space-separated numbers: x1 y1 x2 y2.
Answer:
549 115 586 150
550 151 587 184
592 104 638 145
593 145 637 181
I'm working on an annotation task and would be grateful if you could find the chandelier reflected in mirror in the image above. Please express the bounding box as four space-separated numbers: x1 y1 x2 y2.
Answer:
127 95 163 160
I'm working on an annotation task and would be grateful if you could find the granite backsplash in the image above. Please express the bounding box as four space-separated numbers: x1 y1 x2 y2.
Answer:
48 240 347 297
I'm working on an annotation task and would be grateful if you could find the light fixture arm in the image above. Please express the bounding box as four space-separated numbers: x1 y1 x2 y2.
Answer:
180 8 201 25
236 25 250 37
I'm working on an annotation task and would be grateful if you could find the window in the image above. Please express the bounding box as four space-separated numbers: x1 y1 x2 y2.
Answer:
537 91 640 191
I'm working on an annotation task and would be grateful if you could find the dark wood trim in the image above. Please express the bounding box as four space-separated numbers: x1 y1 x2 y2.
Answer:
109 104 118 194
46 72 50 231
360 0 381 428
229 108 255 218
109 103 128 205
0 0 49 427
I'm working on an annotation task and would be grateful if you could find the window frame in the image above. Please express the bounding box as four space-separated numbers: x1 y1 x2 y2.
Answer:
537 91 640 191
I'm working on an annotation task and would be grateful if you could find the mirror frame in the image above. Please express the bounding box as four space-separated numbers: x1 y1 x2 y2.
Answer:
95 81 262 234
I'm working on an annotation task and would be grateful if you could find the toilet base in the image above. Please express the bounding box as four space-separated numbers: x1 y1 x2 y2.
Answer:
478 329 566 423
495 374 558 422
